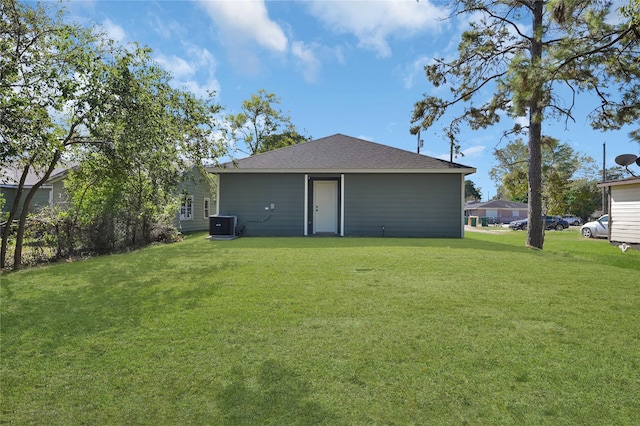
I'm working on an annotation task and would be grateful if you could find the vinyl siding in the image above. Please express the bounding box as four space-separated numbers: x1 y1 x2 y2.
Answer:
344 173 463 237
175 169 215 233
1 186 51 216
218 173 305 236
610 183 640 244
51 179 69 208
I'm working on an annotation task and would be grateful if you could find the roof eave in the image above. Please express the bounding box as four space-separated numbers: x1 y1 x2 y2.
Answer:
598 177 640 188
208 167 476 174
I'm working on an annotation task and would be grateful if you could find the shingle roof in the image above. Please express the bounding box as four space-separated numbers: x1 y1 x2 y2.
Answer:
1 166 46 187
1 164 73 187
211 134 476 174
465 200 528 209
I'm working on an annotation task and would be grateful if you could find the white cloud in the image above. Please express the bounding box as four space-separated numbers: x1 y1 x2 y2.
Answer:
462 145 485 158
396 54 432 89
291 41 322 83
155 44 221 98
178 78 221 100
307 0 446 58
197 0 288 53
148 13 185 40
100 19 126 43
155 54 195 79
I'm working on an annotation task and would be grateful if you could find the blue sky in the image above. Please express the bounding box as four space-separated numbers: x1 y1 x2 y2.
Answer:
59 0 638 199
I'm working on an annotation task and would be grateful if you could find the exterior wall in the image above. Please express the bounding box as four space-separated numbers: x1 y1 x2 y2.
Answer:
465 207 526 223
50 179 69 208
610 183 640 244
1 186 52 216
218 172 466 238
218 173 305 236
344 173 463 237
175 168 215 233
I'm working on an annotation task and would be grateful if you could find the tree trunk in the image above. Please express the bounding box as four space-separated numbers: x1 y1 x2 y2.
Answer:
1 161 33 269
13 152 61 270
526 0 545 250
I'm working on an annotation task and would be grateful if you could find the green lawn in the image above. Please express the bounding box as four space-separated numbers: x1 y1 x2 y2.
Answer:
2 230 639 425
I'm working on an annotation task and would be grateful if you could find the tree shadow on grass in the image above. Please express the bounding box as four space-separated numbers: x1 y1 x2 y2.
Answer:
216 359 337 425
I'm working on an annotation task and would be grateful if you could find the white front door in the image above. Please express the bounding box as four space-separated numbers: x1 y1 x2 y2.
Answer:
313 180 338 234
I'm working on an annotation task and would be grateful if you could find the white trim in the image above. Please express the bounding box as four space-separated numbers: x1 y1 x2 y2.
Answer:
209 168 476 175
303 174 308 236
215 174 220 216
179 195 194 221
460 174 465 237
203 197 210 219
340 174 345 236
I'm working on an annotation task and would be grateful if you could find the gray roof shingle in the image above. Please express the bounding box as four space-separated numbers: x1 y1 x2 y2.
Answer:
211 134 476 174
465 200 528 209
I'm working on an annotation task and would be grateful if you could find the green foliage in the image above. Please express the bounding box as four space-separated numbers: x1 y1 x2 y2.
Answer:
565 179 601 221
491 137 599 214
229 89 308 155
0 0 224 269
412 0 640 249
464 179 482 201
259 127 309 154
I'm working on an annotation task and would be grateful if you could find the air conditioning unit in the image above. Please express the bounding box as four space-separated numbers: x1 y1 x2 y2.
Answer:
209 215 237 237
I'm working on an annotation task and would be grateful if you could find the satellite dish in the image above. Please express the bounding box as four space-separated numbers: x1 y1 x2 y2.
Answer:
615 154 638 167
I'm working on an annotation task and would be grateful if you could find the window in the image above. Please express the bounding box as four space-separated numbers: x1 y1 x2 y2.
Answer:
180 195 194 220
204 197 210 219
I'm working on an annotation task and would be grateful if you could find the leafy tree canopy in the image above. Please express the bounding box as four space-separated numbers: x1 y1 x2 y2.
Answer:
465 179 482 201
229 89 308 155
411 0 639 249
0 0 225 269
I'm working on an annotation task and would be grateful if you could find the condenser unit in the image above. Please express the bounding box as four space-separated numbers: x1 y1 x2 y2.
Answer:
209 215 237 238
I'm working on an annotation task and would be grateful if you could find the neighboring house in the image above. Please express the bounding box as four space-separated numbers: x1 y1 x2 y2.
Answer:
0 166 53 217
599 177 640 246
208 134 476 238
464 199 528 224
2 164 214 233
175 166 216 233
50 164 217 233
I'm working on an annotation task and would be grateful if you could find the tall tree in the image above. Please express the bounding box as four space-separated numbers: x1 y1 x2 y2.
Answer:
229 89 307 155
1 0 109 269
0 0 224 269
66 52 224 252
490 137 589 214
465 179 482 201
412 0 640 249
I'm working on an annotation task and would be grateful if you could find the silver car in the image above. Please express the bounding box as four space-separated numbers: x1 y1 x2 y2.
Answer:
581 215 608 238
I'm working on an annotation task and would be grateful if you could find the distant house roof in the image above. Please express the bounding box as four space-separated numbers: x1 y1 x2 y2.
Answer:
1 164 71 188
598 177 640 188
1 167 47 188
465 200 528 210
210 134 476 174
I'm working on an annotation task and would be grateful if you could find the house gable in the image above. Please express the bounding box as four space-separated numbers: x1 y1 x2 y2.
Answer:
209 134 476 175
212 134 475 238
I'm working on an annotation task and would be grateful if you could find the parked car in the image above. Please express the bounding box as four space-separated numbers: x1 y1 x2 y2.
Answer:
580 215 608 238
509 216 569 231
562 216 582 226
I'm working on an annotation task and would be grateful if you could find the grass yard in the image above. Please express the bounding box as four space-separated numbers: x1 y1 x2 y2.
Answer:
1 230 639 424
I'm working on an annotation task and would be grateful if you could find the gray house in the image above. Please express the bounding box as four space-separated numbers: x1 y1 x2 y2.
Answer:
2 164 214 233
1 166 53 217
209 134 476 238
174 166 215 233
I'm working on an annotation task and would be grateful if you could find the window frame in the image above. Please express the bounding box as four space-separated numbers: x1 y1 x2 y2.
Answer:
180 195 194 221
203 197 210 219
